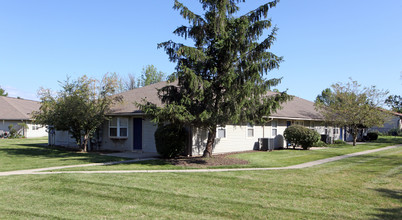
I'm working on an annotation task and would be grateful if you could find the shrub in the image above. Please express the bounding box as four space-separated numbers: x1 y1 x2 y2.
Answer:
366 132 379 141
7 124 19 138
284 125 320 150
154 123 188 158
387 128 402 136
334 139 347 145
312 140 327 147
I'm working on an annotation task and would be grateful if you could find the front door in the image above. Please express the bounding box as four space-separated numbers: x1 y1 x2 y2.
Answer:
133 118 142 150
340 128 343 141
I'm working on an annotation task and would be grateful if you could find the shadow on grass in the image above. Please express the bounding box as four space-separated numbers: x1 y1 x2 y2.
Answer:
373 137 402 145
371 188 402 220
0 143 126 163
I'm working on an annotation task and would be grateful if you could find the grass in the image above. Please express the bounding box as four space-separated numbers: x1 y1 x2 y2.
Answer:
375 135 402 144
0 146 400 219
0 137 125 172
60 141 396 171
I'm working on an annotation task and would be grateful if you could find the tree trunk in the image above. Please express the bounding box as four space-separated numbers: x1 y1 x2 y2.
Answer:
82 135 89 152
352 128 357 146
202 128 216 158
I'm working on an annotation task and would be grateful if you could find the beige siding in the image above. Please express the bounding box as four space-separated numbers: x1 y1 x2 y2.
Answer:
100 117 158 152
142 119 158 153
101 117 133 151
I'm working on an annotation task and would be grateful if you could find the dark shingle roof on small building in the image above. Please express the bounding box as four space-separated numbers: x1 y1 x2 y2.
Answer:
0 96 40 120
109 81 174 115
109 81 323 120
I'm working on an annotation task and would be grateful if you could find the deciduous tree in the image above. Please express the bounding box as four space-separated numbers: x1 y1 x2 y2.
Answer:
138 65 166 87
33 74 122 152
315 79 389 146
139 0 290 157
385 95 402 113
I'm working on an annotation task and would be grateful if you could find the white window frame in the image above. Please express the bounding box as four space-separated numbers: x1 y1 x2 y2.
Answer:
246 124 254 138
109 117 128 138
217 126 226 139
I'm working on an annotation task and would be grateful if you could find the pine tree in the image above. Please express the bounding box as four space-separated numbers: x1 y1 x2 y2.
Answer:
139 0 290 157
0 86 8 96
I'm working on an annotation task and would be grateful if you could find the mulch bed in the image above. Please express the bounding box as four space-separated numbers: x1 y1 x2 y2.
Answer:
165 151 254 168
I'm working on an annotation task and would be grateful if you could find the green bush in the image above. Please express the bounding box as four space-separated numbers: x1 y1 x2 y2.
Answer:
154 123 188 158
387 128 402 136
7 124 19 138
284 125 320 150
312 140 327 147
366 132 379 141
334 139 347 145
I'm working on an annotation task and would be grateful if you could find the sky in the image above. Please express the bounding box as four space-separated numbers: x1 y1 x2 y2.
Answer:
0 0 401 102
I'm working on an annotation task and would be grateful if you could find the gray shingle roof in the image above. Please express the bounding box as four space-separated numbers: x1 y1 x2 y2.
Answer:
109 81 174 115
109 81 323 120
0 96 41 120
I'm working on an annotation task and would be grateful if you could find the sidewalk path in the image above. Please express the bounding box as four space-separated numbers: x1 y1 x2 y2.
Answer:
1 145 400 176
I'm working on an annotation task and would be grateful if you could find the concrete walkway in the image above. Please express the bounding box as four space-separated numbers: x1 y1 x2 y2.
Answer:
0 144 400 176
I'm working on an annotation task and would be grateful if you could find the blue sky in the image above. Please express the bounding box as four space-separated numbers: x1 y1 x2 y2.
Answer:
0 0 401 102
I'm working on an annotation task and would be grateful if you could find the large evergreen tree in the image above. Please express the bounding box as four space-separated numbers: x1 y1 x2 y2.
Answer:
139 0 290 157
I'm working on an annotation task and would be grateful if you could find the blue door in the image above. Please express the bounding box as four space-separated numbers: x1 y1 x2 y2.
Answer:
133 118 142 150
340 128 343 141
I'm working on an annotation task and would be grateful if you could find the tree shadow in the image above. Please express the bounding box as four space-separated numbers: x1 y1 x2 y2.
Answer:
370 188 402 219
0 143 125 163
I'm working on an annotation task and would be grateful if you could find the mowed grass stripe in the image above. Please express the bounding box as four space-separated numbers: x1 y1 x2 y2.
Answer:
1 147 400 219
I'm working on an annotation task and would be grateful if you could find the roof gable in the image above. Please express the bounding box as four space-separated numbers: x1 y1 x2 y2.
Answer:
0 96 40 120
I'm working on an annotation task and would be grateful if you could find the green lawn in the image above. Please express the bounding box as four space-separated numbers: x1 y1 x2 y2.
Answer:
0 137 125 172
60 142 396 171
0 146 400 219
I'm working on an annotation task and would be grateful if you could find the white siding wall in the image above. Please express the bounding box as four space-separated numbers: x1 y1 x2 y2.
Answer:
192 124 268 156
54 130 77 147
0 120 47 138
191 119 341 155
26 122 47 138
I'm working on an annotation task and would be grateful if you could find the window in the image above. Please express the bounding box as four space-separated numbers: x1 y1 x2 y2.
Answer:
31 124 41 130
333 128 339 135
294 121 304 126
247 124 254 137
109 117 128 138
272 120 277 137
217 126 226 138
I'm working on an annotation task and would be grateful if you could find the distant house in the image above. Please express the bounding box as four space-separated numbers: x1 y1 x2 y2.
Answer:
0 96 47 138
369 111 402 134
50 82 342 155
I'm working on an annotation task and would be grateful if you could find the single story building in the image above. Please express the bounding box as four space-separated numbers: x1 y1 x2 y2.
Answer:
369 111 402 134
50 81 343 155
0 96 47 138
